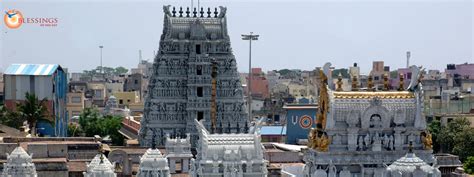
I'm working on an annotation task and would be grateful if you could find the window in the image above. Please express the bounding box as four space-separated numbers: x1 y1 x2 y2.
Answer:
127 99 131 103
71 96 81 103
407 73 412 79
374 76 380 81
134 80 138 84
197 87 203 97
197 65 202 75
197 111 204 121
119 99 123 104
196 44 201 54
94 90 102 98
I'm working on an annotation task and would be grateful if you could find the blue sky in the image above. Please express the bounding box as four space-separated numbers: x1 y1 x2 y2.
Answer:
1 0 472 74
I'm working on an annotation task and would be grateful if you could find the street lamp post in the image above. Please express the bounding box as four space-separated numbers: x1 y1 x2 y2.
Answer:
99 45 104 79
242 32 259 123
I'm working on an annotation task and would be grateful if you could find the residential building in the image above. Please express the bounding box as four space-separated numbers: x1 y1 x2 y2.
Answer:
445 63 474 79
66 92 85 121
113 91 141 107
87 82 106 107
4 64 68 137
124 73 146 100
248 68 270 99
105 82 124 98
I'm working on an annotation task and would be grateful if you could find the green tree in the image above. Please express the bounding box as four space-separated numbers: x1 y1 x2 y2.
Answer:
464 156 474 174
452 127 474 161
114 66 129 75
67 123 83 137
16 92 52 136
101 115 124 145
78 108 102 136
428 120 441 152
435 117 474 161
77 108 124 145
0 105 24 129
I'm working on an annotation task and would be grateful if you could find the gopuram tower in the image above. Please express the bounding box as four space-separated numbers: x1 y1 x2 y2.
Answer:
139 6 249 147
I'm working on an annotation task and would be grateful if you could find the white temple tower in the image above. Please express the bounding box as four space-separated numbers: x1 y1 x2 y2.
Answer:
386 143 441 177
190 119 268 177
137 137 171 177
2 146 37 177
83 154 117 177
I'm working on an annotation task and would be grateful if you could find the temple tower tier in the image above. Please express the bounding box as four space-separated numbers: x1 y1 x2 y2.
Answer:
139 5 249 147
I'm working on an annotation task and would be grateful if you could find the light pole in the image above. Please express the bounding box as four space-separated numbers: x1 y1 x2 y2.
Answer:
99 45 104 79
242 32 259 122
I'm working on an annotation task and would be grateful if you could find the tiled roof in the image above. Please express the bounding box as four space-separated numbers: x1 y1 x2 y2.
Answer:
4 64 60 76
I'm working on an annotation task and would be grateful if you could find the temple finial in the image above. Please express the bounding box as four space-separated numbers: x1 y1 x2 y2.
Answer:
398 74 405 91
200 7 204 17
172 7 176 17
383 74 390 91
186 7 190 17
408 141 413 153
179 7 183 17
351 75 359 91
368 75 374 91
100 153 104 164
193 8 197 17
336 73 343 91
214 8 218 18
207 7 211 18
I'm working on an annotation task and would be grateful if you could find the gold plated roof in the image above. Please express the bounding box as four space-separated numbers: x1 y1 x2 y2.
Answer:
333 91 415 99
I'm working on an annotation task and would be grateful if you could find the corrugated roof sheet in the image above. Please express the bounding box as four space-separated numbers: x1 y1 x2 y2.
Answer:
4 64 59 76
261 126 286 135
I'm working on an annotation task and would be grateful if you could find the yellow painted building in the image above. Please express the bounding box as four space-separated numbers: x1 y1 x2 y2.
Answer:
66 92 85 121
113 91 141 107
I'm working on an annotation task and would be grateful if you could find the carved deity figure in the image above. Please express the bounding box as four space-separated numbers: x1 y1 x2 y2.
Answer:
383 134 389 149
421 132 433 150
388 135 394 150
364 134 371 149
317 134 330 152
369 114 383 128
358 136 364 150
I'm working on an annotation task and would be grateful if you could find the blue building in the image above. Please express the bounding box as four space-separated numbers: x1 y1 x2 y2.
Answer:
4 64 68 137
283 102 317 144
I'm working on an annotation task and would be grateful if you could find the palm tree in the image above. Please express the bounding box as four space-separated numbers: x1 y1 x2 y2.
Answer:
17 92 52 136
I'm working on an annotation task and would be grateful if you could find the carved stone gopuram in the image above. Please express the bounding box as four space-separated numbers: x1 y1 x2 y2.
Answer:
139 6 249 147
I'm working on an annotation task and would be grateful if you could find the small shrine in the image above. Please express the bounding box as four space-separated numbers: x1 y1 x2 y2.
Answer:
136 132 171 177
303 63 437 177
190 119 268 177
2 146 37 177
